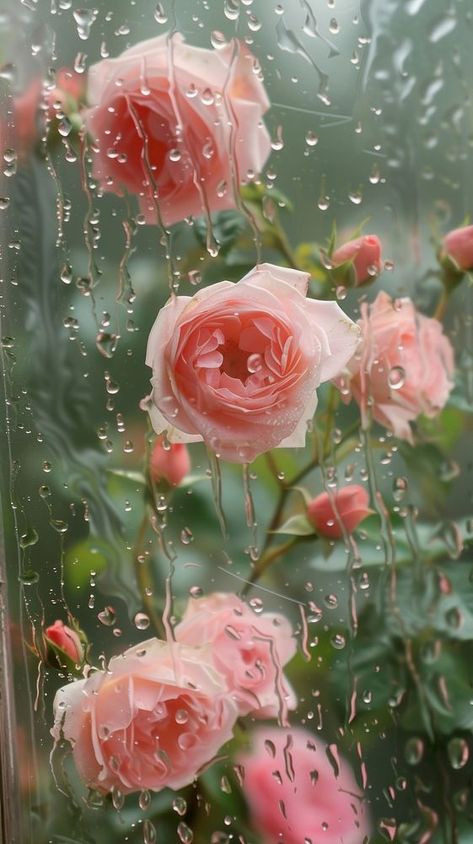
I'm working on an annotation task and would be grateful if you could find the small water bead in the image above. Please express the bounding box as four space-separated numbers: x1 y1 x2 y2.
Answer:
0 196 10 210
172 796 187 815
393 476 408 502
111 785 124 810
305 130 319 147
73 8 98 41
180 527 194 545
330 632 346 650
388 366 405 390
138 789 151 810
189 585 203 598
98 606 116 626
448 737 469 770
143 819 157 843
134 612 150 630
324 594 338 609
404 736 424 765
177 822 193 843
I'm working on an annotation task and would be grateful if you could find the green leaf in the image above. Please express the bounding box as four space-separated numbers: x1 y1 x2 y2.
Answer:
193 210 249 256
272 513 316 536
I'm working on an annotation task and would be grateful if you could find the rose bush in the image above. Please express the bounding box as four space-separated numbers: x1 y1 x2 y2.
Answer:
175 593 297 718
52 639 238 794
145 263 360 462
239 726 369 844
339 291 454 441
307 485 372 539
84 33 271 226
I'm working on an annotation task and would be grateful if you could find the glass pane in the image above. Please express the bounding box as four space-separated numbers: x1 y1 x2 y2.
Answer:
1 0 472 842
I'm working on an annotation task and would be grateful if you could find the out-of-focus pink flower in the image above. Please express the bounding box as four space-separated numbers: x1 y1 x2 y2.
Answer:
307 485 372 539
146 262 360 463
51 638 238 794
44 620 83 665
339 291 454 442
45 67 85 118
239 726 369 844
150 435 191 486
441 225 473 272
84 32 271 227
332 234 383 286
175 593 297 718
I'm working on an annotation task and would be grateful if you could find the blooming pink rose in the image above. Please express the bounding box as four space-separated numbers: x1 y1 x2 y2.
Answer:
175 593 297 718
150 435 191 486
44 620 84 665
239 727 369 844
441 225 473 272
307 485 372 539
145 263 360 463
51 639 238 794
84 33 271 227
340 291 454 441
332 234 383 286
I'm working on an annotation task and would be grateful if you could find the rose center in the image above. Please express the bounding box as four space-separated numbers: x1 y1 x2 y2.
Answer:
219 340 251 382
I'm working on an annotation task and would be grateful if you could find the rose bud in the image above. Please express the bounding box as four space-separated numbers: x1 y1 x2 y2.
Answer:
307 485 372 539
44 620 84 666
332 234 383 287
150 436 191 486
441 225 473 273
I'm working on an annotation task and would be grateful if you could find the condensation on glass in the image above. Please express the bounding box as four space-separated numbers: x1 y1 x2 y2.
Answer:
1 0 473 843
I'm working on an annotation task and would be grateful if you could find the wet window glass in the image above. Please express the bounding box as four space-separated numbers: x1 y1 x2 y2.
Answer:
1 0 472 842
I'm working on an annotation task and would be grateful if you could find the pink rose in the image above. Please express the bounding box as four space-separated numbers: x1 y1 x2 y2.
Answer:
84 33 271 227
239 727 369 844
340 291 454 441
44 620 84 665
332 234 383 286
51 639 237 794
175 593 297 718
145 263 360 463
307 485 372 539
150 435 191 486
441 224 473 272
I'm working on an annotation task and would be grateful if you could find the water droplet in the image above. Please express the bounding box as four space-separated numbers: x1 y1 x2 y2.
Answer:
404 737 424 765
96 331 119 359
98 606 116 626
305 130 318 147
143 819 157 843
73 8 98 40
139 789 151 810
393 477 408 502
134 612 150 630
172 796 187 815
177 821 193 843
154 3 168 24
447 737 469 770
388 366 405 390
111 785 124 810
19 527 39 549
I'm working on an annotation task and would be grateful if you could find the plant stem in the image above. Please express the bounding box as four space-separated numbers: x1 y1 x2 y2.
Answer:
434 288 449 320
132 512 165 639
242 537 298 595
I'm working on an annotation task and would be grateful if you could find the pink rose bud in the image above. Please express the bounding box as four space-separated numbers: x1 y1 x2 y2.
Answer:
44 620 83 665
84 33 271 227
146 263 360 463
307 485 372 539
150 436 191 486
239 727 370 844
441 225 473 272
175 593 297 718
338 291 455 442
51 639 238 794
332 234 383 286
